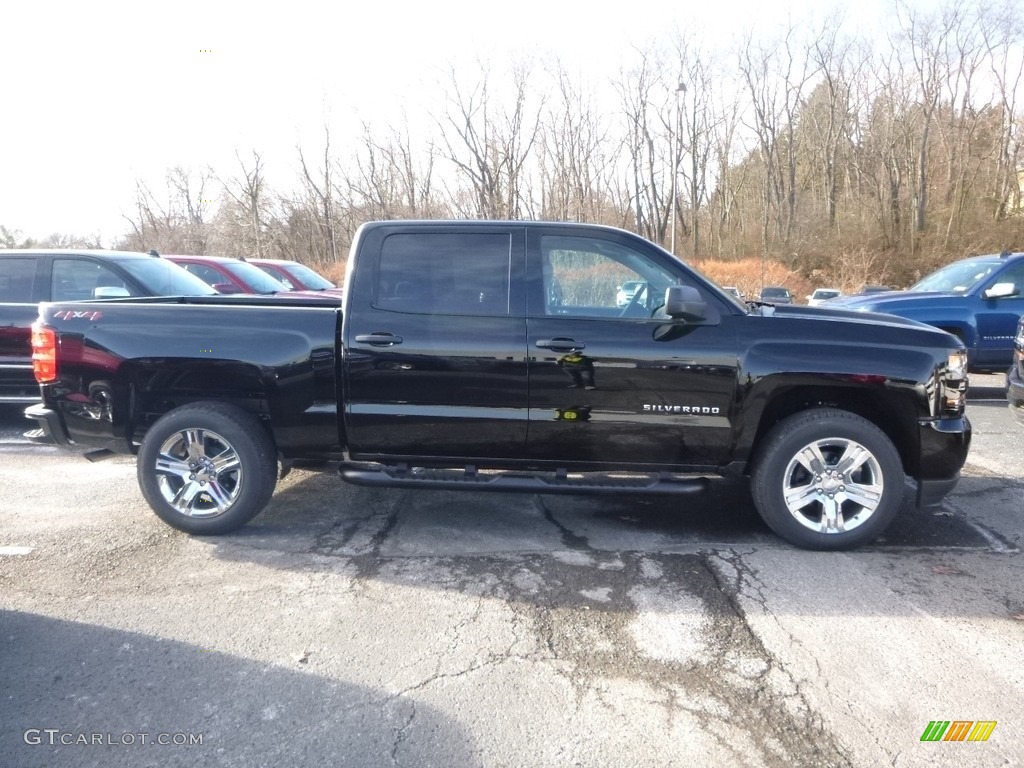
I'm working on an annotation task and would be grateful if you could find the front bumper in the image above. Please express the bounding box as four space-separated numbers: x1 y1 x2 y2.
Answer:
917 473 961 509
915 415 971 508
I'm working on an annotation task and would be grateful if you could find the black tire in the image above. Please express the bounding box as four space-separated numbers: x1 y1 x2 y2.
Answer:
137 402 278 535
750 408 904 551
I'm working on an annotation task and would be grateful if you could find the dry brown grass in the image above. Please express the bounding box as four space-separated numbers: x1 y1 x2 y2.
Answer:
323 261 347 286
693 258 815 302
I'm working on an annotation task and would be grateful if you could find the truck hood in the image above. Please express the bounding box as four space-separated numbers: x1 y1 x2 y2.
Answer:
763 302 954 335
823 291 963 313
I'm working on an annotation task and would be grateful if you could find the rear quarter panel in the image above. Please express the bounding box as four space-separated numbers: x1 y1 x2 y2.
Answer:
39 300 342 457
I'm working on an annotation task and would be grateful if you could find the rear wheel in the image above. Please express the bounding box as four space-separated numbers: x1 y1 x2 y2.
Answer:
137 402 277 534
751 408 904 550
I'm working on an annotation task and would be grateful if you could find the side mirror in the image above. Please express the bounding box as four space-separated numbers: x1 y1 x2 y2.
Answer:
983 282 1016 300
212 283 243 294
664 285 707 321
92 286 131 299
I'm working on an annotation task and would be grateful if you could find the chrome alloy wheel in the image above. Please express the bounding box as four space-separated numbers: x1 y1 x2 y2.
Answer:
154 428 243 518
781 437 883 534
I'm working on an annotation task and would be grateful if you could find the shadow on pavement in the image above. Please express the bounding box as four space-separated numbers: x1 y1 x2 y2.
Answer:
0 610 478 768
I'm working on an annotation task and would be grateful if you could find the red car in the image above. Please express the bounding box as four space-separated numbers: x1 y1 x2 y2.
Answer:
166 255 327 297
249 258 342 295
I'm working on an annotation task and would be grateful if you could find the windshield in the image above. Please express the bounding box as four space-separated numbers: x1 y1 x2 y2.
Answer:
281 262 335 290
111 256 217 295
254 264 295 289
910 259 999 293
223 261 290 293
761 287 790 298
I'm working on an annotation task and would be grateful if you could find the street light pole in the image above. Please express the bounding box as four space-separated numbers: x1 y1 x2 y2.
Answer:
670 81 686 256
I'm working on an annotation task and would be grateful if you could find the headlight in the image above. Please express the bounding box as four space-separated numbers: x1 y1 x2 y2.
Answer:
946 350 968 380
938 350 968 415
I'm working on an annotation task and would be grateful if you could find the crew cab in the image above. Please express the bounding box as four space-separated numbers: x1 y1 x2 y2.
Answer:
25 221 972 550
830 251 1024 373
0 249 215 403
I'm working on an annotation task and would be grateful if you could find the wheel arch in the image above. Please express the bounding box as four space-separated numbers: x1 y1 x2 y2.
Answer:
745 385 920 478
121 359 276 449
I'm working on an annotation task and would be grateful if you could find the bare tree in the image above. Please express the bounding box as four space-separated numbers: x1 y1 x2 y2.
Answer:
808 18 860 231
298 126 339 265
167 166 211 254
671 37 719 258
120 167 213 254
739 33 785 252
983 1 1024 221
437 61 544 219
344 119 441 221
934 4 988 244
706 77 747 258
615 47 672 245
538 61 622 225
0 225 18 249
899 0 961 234
214 150 271 258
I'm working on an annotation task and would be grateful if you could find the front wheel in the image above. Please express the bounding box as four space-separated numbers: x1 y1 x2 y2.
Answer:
137 402 278 535
751 408 904 550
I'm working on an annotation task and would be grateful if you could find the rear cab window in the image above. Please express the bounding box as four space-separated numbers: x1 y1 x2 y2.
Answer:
374 232 512 316
0 257 37 302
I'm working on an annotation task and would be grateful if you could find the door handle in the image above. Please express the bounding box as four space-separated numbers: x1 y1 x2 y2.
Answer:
354 333 403 346
535 338 585 351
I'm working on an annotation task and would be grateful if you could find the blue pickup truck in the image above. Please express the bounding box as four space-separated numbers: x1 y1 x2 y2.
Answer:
829 251 1024 373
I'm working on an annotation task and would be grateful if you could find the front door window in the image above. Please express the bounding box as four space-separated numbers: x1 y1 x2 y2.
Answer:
540 235 681 319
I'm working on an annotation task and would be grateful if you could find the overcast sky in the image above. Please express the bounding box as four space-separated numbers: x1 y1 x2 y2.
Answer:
2 0 906 245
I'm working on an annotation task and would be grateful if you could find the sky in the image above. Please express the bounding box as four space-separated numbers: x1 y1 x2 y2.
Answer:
1 0 906 245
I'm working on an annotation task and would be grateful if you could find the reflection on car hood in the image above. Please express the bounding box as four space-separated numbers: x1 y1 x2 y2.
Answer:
824 291 964 311
823 291 903 307
763 302 944 332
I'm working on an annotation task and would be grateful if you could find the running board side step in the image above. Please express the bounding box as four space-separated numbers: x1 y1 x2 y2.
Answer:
339 461 709 495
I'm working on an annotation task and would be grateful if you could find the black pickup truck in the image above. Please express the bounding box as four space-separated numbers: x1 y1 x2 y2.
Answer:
26 221 972 550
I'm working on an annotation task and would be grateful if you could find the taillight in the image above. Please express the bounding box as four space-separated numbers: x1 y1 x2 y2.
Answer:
31 323 57 383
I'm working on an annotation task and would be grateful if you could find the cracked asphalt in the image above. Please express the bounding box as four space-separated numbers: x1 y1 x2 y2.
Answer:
1 374 1022 767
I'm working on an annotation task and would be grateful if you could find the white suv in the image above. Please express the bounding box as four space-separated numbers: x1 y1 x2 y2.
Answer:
807 288 843 306
615 280 645 307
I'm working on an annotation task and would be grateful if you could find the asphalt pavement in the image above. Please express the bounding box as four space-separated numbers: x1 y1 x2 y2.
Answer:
1 376 1021 768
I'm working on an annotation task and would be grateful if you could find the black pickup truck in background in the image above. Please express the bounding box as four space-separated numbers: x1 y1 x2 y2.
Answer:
26 221 972 550
0 250 217 403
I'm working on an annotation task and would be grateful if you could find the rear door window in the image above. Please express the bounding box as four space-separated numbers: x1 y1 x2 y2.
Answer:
374 232 511 316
